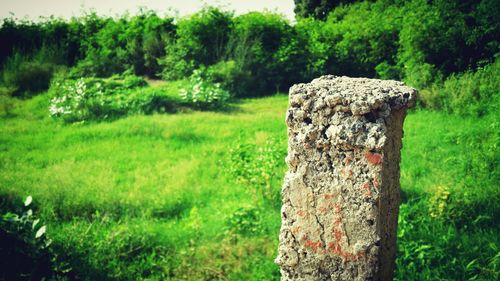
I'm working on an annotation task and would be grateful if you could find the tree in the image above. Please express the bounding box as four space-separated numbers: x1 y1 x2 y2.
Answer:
294 0 359 20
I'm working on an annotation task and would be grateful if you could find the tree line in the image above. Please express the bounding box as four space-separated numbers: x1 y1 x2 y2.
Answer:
1 0 498 115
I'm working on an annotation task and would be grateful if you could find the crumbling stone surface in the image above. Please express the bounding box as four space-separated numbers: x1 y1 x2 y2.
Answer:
276 75 416 281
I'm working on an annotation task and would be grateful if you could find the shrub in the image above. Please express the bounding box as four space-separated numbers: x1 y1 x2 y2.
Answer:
398 0 500 88
49 78 100 121
179 68 230 109
420 58 499 116
204 60 252 98
121 74 148 88
72 12 175 77
294 18 331 80
1 50 58 97
226 12 302 96
293 0 359 20
8 62 54 96
49 75 176 122
330 1 402 78
126 87 179 114
142 22 174 78
160 7 233 80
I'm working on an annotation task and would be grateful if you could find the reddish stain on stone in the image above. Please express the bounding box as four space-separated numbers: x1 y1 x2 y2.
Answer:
334 228 343 242
304 240 323 251
328 233 365 261
291 225 301 235
365 152 383 165
328 239 365 261
327 203 365 261
362 182 372 197
372 177 379 189
328 241 342 255
328 242 365 261
344 157 352 165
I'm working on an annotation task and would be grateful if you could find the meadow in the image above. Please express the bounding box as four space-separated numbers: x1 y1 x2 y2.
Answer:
0 79 498 280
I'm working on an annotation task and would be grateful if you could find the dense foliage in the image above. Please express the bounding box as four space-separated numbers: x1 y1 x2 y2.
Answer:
178 69 230 109
160 8 232 80
1 0 498 114
293 0 359 20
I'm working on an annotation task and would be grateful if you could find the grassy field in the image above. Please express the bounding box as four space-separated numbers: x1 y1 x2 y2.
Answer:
0 88 498 280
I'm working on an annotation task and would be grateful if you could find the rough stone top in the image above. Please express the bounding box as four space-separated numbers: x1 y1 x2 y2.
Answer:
289 75 417 116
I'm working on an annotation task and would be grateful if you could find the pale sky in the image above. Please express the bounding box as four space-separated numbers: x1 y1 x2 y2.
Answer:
0 0 296 21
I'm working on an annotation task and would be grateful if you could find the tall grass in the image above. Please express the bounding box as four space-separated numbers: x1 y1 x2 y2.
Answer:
420 57 500 116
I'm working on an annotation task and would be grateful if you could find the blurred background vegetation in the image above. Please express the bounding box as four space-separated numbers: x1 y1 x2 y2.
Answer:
0 0 498 280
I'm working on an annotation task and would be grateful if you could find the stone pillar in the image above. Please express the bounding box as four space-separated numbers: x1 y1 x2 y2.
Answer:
276 76 416 281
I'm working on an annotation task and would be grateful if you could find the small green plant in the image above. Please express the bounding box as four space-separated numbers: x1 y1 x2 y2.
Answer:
1 196 51 248
225 206 263 237
0 196 62 280
227 137 286 206
179 69 230 109
428 185 450 219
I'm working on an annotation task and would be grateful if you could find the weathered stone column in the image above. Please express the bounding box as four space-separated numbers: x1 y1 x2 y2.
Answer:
276 75 416 281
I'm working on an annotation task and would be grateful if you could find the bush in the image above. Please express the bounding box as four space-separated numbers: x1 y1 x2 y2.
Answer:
327 1 403 78
49 75 176 122
226 12 302 97
1 2 499 113
178 69 230 109
120 74 148 88
1 49 60 96
396 0 499 89
160 7 233 80
142 19 174 78
420 58 499 116
126 87 179 114
72 12 175 77
203 60 249 98
294 18 331 80
5 62 54 96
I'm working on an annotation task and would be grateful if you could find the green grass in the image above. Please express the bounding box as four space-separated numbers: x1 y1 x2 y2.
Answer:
0 86 498 280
